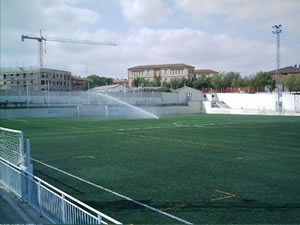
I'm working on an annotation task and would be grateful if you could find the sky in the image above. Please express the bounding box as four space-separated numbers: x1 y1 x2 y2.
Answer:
1 0 300 79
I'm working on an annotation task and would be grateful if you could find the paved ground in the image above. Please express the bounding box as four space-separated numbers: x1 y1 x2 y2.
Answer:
0 185 50 224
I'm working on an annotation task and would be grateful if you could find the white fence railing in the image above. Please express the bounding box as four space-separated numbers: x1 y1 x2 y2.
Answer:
0 157 22 197
0 157 121 224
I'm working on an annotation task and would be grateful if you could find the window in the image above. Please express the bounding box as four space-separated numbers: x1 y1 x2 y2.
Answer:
23 73 26 78
3 74 6 79
4 81 6 85
23 81 26 84
41 80 45 85
31 80 33 84
16 73 19 76
17 81 19 84
30 73 33 76
11 74 13 76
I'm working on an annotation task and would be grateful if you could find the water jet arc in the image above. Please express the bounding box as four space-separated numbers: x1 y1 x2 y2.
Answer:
94 92 159 120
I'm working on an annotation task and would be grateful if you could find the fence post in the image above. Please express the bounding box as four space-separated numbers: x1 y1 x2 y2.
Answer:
62 194 66 223
20 132 26 202
26 139 33 204
98 214 102 224
37 180 42 215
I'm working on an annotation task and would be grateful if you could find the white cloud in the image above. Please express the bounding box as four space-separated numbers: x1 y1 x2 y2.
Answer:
2 1 298 78
2 25 296 78
120 0 172 25
177 0 299 20
176 0 300 35
43 4 100 29
1 0 100 32
28 27 296 77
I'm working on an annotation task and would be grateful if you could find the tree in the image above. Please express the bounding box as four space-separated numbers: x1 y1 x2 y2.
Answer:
282 74 300 92
210 73 224 90
192 75 211 90
223 72 242 88
240 76 251 88
85 75 113 89
186 76 197 87
250 71 273 92
267 79 276 93
169 77 186 90
132 77 149 87
152 76 161 87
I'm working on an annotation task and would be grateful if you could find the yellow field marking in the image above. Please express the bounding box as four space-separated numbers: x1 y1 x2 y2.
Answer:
72 155 95 159
161 204 186 212
211 189 236 201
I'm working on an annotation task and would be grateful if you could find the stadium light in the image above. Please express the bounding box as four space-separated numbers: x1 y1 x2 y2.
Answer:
272 24 282 113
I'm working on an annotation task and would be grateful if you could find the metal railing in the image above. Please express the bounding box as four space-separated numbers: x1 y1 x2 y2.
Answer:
0 157 121 224
0 157 22 197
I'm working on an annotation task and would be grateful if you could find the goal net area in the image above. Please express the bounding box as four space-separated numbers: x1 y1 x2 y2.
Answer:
0 127 25 168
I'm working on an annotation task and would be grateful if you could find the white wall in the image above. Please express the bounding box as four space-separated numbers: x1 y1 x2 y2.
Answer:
213 93 297 112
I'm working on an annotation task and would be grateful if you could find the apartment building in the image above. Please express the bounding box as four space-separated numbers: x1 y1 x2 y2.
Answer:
71 75 87 91
0 67 72 91
128 63 195 87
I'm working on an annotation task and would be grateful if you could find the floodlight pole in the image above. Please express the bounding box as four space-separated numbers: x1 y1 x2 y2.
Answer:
272 24 282 113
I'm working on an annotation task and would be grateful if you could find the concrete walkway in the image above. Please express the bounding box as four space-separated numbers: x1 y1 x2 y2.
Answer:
0 185 50 224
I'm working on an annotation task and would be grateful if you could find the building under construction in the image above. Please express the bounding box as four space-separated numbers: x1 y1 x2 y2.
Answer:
0 67 72 91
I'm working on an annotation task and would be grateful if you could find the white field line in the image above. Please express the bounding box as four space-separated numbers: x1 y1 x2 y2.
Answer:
28 125 173 138
32 158 193 225
27 122 242 138
10 119 28 122
172 121 236 128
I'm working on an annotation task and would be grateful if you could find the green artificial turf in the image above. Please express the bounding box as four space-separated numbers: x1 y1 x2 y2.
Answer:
1 114 300 224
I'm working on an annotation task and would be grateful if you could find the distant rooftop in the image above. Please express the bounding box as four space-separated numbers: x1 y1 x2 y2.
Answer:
268 66 300 75
128 63 195 70
71 75 87 81
194 69 218 75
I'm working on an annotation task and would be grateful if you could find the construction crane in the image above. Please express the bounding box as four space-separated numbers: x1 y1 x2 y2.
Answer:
21 30 116 68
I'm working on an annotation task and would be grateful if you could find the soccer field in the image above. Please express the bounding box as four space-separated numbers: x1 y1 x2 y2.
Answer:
1 114 300 224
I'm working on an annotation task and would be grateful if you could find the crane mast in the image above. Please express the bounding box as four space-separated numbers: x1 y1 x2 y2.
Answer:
21 32 116 68
21 34 46 68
